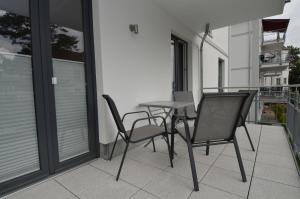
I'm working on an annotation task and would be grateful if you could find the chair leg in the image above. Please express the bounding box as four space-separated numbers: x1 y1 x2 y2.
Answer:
151 138 156 152
233 136 247 182
165 134 173 168
243 124 255 152
183 120 199 191
116 141 130 181
171 133 175 160
109 133 120 160
206 141 210 156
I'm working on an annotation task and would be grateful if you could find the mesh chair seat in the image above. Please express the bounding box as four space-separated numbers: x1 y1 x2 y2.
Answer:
130 125 166 142
102 94 173 182
237 90 258 126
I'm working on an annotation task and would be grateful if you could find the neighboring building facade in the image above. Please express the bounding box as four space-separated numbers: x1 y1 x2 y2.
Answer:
228 18 290 121
260 19 290 88
229 19 290 88
0 0 286 195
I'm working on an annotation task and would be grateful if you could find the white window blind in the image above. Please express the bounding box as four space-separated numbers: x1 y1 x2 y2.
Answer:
0 53 40 183
53 59 89 162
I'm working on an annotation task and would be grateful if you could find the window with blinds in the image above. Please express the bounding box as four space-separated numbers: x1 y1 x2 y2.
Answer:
50 0 90 162
53 59 89 162
0 54 40 183
0 1 40 183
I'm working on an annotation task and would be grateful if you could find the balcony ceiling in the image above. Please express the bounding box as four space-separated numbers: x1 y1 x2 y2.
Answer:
154 0 285 33
0 0 285 33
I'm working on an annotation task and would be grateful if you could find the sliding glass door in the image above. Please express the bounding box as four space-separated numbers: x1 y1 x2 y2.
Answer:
0 0 50 194
0 0 98 195
0 0 40 183
50 0 90 163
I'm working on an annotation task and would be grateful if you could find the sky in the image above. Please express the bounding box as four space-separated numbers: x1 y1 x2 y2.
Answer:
267 0 300 47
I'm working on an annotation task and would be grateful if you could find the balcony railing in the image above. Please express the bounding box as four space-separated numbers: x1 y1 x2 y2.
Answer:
260 50 289 66
203 85 300 160
262 31 286 44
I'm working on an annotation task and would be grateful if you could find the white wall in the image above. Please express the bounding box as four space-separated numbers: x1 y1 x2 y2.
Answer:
263 69 289 87
229 20 260 88
92 0 229 144
202 27 229 90
212 27 229 53
229 20 261 122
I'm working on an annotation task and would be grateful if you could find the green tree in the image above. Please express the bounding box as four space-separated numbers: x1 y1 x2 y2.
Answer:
287 46 300 84
0 12 81 61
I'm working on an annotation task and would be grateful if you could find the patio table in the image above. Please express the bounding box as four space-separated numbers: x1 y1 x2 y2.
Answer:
139 100 199 191
139 101 194 156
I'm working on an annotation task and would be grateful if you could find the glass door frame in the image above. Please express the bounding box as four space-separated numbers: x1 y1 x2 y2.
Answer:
39 0 99 174
0 0 99 195
171 34 188 92
0 0 50 195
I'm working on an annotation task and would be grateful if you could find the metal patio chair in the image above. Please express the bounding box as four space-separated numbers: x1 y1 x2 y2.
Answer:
173 91 214 156
173 91 197 120
102 95 173 181
175 92 249 191
237 90 259 151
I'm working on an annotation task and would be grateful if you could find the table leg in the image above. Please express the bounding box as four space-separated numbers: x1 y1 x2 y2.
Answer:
170 114 176 160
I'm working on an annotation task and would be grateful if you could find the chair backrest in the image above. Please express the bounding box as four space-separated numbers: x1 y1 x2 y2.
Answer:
192 92 249 142
238 90 258 126
102 95 127 135
173 91 196 117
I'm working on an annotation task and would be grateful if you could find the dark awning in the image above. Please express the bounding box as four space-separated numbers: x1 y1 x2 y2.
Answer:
262 19 290 32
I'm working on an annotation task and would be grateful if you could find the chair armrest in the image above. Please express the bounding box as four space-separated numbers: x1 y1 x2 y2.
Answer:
128 116 167 138
122 111 150 123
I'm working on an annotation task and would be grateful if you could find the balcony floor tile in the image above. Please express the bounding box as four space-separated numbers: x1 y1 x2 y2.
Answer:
5 124 300 199
248 177 300 199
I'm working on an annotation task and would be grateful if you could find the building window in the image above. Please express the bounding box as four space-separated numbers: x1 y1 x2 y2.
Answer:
276 78 281 85
284 78 287 84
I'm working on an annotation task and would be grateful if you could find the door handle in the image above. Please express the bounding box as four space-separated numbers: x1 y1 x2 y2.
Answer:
52 77 57 85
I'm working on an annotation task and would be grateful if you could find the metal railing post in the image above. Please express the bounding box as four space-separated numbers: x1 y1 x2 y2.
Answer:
255 94 258 123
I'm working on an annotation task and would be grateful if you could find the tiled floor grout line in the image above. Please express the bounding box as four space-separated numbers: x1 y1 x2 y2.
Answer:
198 146 227 184
53 179 81 199
4 162 96 199
186 145 227 199
88 163 142 190
246 125 263 199
253 176 300 189
126 151 172 171
128 188 143 199
88 164 155 199
201 183 247 199
190 145 249 199
140 189 164 199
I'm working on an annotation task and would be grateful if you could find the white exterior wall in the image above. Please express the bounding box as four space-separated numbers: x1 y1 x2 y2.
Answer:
263 69 289 87
92 0 229 144
229 21 260 88
229 20 261 121
203 27 229 90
